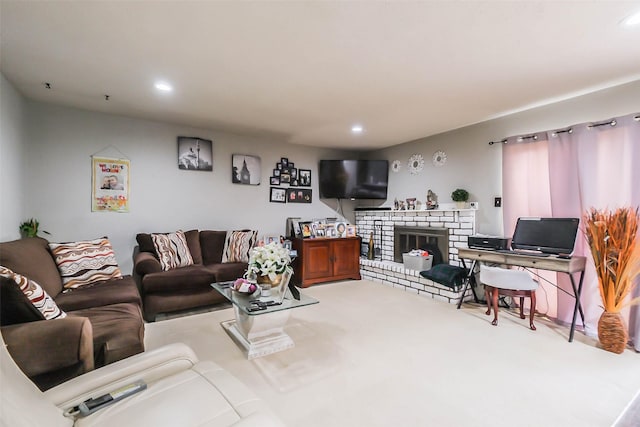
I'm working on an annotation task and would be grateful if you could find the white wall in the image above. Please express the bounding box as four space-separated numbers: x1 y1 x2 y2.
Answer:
0 74 27 241
371 80 640 235
5 75 640 274
22 101 349 274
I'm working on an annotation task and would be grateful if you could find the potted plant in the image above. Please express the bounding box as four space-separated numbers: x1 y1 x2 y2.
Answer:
584 207 640 354
19 218 50 238
451 189 469 208
247 241 292 285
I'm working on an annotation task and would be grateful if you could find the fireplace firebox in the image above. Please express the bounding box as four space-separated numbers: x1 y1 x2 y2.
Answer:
394 226 449 263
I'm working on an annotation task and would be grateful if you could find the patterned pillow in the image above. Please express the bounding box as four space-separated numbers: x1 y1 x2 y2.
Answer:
0 265 66 320
49 238 123 290
222 230 258 263
151 230 194 271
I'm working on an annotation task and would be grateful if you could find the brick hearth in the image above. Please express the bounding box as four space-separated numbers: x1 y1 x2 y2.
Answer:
355 208 476 304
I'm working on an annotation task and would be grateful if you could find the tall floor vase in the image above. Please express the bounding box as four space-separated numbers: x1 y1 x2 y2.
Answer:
598 311 628 354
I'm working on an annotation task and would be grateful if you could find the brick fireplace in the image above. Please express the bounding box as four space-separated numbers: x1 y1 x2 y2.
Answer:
354 208 476 304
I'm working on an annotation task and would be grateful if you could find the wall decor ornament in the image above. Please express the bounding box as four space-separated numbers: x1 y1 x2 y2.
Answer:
232 154 261 185
391 160 401 173
92 156 130 212
177 136 213 171
408 154 424 175
432 150 447 167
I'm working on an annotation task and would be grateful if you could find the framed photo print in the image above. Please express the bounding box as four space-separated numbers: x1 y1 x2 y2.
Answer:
300 221 312 238
280 157 289 166
335 222 347 237
273 169 281 177
346 225 357 237
263 235 280 245
280 173 291 184
300 189 312 203
178 137 213 171
270 187 286 203
232 154 261 185
291 168 297 179
270 176 280 185
299 169 311 186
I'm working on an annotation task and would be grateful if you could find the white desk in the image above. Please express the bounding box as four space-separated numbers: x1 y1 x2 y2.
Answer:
457 248 586 342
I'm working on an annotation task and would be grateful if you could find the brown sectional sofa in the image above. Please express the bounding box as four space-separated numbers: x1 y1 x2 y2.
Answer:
134 229 249 321
0 237 145 390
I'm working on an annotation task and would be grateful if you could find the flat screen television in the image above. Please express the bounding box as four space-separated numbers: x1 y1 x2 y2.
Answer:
319 160 389 200
511 217 580 255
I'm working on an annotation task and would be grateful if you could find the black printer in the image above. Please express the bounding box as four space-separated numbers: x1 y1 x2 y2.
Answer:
467 235 511 250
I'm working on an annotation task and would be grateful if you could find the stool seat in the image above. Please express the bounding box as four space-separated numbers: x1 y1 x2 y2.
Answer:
480 265 538 330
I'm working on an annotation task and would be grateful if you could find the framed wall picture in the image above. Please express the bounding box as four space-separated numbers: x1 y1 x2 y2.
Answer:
232 154 261 185
299 169 311 186
280 173 291 184
270 187 286 203
177 136 213 171
270 176 280 185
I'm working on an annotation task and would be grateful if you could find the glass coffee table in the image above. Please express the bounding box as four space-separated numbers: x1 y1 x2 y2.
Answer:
211 281 318 359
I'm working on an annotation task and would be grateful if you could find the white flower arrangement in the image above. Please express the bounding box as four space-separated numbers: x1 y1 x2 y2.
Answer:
247 241 292 281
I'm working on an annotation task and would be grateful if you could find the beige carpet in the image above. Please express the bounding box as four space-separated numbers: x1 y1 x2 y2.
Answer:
145 280 640 427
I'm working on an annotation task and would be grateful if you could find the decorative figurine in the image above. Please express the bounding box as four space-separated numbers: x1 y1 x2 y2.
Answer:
406 198 416 210
426 190 438 210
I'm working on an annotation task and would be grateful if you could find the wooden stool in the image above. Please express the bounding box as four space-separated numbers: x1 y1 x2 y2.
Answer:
480 265 538 330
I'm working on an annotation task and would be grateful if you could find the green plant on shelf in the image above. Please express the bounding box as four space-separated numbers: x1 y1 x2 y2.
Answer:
19 218 50 238
451 189 469 202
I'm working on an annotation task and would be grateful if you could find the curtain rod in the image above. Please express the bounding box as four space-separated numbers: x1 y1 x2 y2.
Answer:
488 113 638 145
587 119 616 129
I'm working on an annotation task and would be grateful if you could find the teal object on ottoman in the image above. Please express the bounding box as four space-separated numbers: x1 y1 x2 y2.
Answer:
420 264 467 289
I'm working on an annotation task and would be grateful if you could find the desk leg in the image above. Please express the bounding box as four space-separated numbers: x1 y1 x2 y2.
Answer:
457 259 478 309
568 271 586 343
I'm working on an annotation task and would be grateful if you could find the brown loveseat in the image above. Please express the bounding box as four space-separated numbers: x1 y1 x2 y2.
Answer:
134 230 250 322
0 237 145 390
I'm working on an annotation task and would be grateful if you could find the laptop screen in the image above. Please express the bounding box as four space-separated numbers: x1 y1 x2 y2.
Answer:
510 217 580 255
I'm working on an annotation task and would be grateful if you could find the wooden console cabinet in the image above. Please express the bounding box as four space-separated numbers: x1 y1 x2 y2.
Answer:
292 237 361 287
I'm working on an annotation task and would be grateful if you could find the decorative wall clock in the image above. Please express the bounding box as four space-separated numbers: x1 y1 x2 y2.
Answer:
391 160 401 173
432 150 447 167
408 154 424 175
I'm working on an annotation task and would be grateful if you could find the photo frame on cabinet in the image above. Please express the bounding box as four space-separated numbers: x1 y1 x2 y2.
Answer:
177 137 213 171
299 221 312 238
231 154 261 185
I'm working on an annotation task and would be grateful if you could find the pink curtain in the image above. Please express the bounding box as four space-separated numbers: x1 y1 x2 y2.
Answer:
502 112 640 347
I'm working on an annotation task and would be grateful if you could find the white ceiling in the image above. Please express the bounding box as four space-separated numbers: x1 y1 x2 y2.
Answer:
1 1 639 150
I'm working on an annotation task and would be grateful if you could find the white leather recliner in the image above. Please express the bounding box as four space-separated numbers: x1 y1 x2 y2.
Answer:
1 335 284 427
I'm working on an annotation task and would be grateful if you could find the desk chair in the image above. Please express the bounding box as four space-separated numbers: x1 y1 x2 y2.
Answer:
480 264 538 330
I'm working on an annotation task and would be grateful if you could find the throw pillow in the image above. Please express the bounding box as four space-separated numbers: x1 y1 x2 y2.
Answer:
151 230 194 271
0 266 66 320
221 230 258 263
48 238 123 290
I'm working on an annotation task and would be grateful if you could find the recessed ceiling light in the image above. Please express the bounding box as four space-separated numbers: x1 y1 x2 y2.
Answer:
351 125 364 134
154 82 173 92
621 10 640 27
